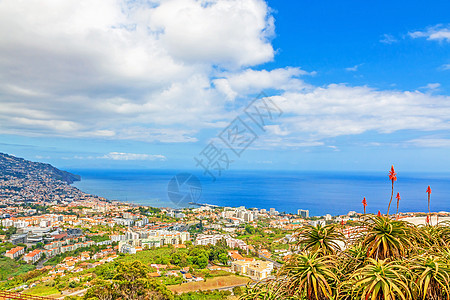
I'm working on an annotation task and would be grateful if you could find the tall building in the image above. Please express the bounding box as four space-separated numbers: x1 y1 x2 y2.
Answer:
297 209 309 218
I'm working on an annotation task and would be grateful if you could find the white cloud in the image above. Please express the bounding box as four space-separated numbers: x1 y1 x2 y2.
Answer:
269 84 450 143
214 67 312 100
1 1 450 151
408 138 450 147
100 152 167 161
419 83 441 91
380 34 397 44
149 0 275 67
0 0 274 140
440 64 450 70
345 64 363 72
409 24 450 42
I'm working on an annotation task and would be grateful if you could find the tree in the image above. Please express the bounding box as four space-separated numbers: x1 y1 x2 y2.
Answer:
245 225 256 235
218 253 228 265
85 261 174 300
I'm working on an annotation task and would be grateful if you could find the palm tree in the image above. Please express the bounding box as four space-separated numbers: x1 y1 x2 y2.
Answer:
361 215 414 260
410 254 450 300
295 224 344 256
279 252 338 300
345 258 412 300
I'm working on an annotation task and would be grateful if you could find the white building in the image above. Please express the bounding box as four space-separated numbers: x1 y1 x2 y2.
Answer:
297 209 309 218
23 250 42 264
5 246 24 259
195 234 227 246
231 260 273 281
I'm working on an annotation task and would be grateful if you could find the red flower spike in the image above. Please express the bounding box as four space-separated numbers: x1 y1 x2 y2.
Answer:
426 215 430 224
426 186 432 195
386 165 397 216
395 192 401 216
362 197 367 207
377 210 381 217
388 165 397 182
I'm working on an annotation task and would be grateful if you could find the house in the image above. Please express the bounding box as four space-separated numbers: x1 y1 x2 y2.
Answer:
5 246 25 259
183 273 193 282
247 261 273 280
228 250 244 261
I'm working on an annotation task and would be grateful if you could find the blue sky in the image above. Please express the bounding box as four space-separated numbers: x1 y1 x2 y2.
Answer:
0 0 449 173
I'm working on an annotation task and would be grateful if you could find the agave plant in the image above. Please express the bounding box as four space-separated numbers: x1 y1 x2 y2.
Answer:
361 215 414 260
345 258 412 300
409 254 450 300
295 224 345 255
278 252 338 300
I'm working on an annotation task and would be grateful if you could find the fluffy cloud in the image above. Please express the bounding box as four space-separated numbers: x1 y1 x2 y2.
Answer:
213 67 312 100
0 0 274 139
266 84 450 144
1 1 449 151
409 24 450 42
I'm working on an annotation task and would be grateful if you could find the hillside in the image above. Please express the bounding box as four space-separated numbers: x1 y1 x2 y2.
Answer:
0 152 99 203
0 153 80 184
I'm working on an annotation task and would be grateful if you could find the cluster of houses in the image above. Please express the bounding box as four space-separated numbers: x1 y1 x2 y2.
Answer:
194 234 250 252
48 247 118 276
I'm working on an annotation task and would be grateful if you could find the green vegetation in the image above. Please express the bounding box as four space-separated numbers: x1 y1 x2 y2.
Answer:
85 261 173 300
0 256 35 281
174 290 231 299
0 241 16 254
236 224 289 252
26 284 60 296
0 226 17 238
88 234 110 243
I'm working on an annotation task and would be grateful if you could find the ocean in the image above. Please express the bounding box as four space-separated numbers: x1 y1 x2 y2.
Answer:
70 169 450 216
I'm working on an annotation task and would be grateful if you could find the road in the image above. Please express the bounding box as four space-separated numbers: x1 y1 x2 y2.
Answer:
36 257 50 269
57 288 87 299
257 253 283 268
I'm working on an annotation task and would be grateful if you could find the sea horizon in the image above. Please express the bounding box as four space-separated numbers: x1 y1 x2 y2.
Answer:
70 168 450 216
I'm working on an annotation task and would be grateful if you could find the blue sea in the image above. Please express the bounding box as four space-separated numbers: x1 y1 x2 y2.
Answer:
70 169 450 216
